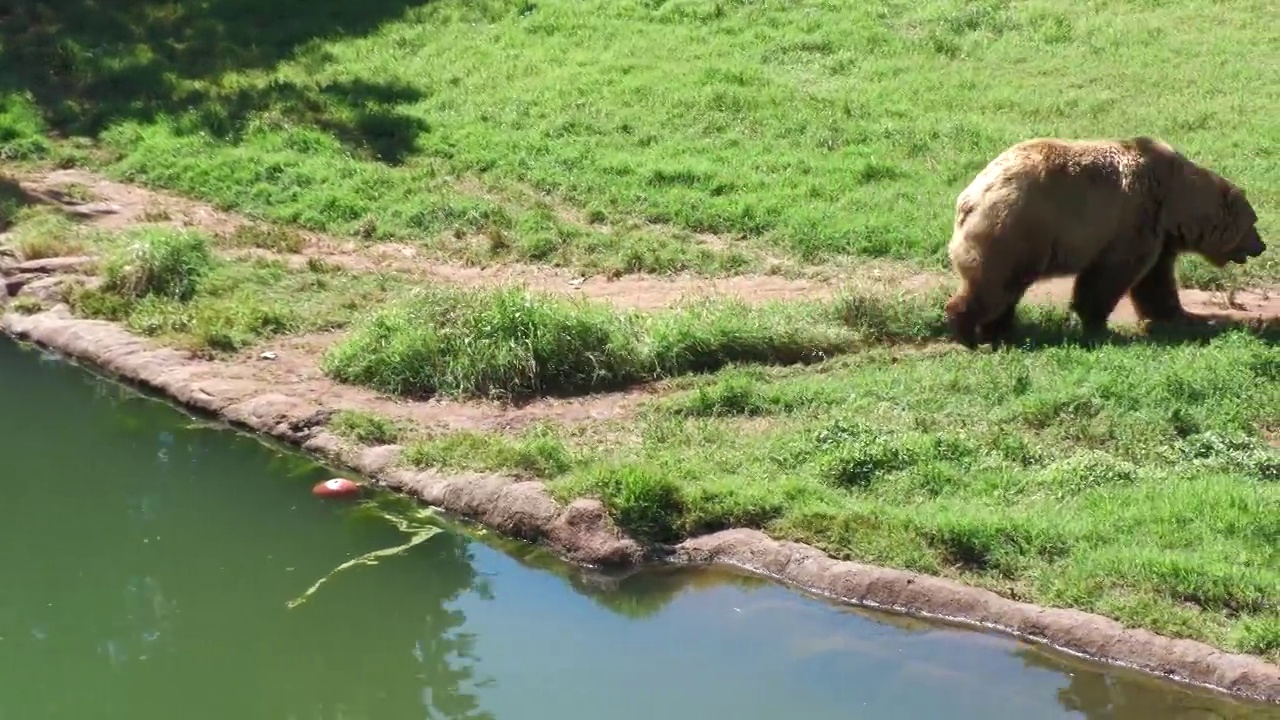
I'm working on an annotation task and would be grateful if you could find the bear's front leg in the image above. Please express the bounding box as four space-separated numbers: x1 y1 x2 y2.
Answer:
1070 258 1148 337
1127 244 1186 322
945 292 983 349
976 271 1039 348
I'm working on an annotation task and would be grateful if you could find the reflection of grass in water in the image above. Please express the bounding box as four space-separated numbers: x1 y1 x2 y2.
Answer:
286 497 444 609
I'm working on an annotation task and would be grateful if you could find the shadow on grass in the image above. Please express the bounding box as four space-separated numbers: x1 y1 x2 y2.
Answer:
839 292 1278 352
0 174 39 230
0 0 434 164
1004 313 1280 352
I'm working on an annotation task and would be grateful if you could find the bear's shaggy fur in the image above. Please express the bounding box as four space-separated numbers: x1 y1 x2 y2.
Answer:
944 136 1267 348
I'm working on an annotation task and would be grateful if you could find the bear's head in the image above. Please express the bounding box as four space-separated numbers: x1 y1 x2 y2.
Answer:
1166 169 1266 268
1200 184 1266 267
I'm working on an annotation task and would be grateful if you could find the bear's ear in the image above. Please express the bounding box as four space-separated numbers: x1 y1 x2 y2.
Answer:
1225 186 1259 224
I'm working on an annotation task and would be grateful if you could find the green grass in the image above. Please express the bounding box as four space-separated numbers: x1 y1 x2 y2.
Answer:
100 227 214 302
1 0 1276 284
1 203 93 260
0 92 52 161
70 227 419 353
402 423 577 478
0 175 29 231
402 336 1280 659
328 409 407 446
319 283 961 401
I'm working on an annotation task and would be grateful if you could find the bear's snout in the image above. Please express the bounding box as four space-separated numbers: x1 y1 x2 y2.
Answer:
1229 231 1265 263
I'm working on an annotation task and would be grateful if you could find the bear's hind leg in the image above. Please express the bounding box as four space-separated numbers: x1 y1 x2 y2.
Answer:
1127 244 1185 323
1070 259 1148 337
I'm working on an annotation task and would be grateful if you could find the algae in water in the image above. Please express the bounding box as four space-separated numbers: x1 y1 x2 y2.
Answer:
286 500 444 609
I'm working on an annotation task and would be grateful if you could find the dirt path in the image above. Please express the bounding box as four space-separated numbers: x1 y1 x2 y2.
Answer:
16 168 1277 321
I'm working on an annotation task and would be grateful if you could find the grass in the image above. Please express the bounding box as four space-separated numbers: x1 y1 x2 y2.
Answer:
4 206 91 260
0 178 90 259
319 283 961 401
0 175 28 231
0 0 1276 285
100 227 213 302
223 222 308 254
400 337 1280 659
402 423 577 478
328 409 407 446
70 227 419 353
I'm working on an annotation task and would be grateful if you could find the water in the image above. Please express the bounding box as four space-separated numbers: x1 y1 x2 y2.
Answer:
0 336 1275 720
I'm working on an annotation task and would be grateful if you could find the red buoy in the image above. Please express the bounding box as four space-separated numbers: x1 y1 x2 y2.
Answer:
313 478 362 498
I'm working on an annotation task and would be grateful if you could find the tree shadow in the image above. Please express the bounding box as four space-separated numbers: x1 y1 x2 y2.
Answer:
0 0 434 164
0 174 41 231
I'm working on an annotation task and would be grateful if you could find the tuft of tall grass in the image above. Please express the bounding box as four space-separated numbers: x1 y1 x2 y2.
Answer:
321 286 879 400
321 286 648 400
100 227 214 302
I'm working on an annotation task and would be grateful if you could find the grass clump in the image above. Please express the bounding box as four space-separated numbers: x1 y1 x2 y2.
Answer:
5 206 90 260
0 92 51 161
322 286 862 401
224 223 308 254
5 296 47 315
403 423 576 478
100 227 213 302
647 298 849 375
328 410 406 446
72 231 417 353
322 286 647 400
661 367 844 417
578 463 687 543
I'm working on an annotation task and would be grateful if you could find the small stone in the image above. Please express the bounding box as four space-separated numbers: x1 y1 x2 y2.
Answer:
63 202 123 218
11 256 96 274
21 276 77 304
260 351 278 360
4 275 33 297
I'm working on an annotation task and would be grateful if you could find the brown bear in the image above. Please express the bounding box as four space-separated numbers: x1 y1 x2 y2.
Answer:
943 136 1267 348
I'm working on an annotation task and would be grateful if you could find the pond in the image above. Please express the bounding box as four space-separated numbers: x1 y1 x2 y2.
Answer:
0 336 1274 719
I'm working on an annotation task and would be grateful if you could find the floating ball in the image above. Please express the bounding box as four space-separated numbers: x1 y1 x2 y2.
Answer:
312 477 362 498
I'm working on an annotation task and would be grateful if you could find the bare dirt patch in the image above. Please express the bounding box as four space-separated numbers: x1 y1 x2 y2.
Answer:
3 304 1278 704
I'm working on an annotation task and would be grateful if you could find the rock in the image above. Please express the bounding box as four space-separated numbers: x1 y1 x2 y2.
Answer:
62 202 123 219
4 274 37 297
10 256 97 274
20 276 80 304
353 444 402 475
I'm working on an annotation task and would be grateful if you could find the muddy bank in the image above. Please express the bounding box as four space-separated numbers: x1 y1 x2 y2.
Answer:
2 305 1277 704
